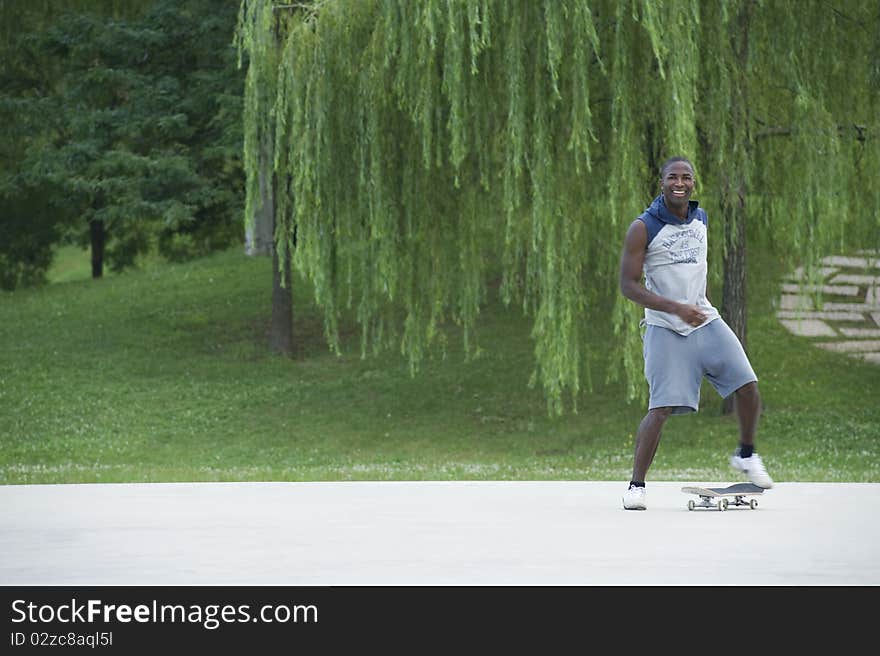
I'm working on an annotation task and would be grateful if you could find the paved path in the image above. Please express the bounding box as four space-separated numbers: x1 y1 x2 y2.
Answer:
779 252 880 364
2 481 877 585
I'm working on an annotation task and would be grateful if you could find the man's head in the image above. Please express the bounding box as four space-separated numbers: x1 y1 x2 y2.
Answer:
659 156 694 180
659 156 695 215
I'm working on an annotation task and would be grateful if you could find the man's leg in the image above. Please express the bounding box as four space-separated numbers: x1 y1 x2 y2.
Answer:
699 320 772 486
631 407 672 483
730 381 773 487
734 381 760 447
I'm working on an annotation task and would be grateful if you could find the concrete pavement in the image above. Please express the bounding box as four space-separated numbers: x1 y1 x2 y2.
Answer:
1 481 878 585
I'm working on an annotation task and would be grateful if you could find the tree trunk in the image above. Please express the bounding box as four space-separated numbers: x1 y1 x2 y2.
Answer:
721 186 747 415
268 172 293 356
244 154 275 257
270 239 293 356
249 51 293 355
90 219 105 279
720 2 752 416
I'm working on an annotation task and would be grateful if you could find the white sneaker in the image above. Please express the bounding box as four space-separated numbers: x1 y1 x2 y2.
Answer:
729 450 774 488
622 484 647 510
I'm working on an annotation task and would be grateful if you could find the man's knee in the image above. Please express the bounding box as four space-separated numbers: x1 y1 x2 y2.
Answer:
648 407 674 420
735 381 759 400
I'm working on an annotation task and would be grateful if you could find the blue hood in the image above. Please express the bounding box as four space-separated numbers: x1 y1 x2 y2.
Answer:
643 194 701 225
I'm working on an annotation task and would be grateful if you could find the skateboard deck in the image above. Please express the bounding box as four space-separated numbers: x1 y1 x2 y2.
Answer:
681 482 765 511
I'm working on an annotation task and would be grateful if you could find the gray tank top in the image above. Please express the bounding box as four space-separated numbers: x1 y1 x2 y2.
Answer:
639 195 720 335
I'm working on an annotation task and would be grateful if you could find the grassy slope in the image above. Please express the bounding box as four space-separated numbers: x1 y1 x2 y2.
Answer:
1 245 877 484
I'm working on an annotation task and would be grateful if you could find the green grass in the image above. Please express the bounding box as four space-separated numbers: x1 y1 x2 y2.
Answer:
1 244 878 485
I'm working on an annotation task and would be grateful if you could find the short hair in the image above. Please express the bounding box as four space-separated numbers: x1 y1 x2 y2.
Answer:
659 156 695 178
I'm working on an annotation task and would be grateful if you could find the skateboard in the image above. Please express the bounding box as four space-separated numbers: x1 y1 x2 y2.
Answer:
680 482 765 511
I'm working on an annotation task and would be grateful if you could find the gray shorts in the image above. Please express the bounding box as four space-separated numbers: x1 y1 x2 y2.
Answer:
643 318 757 415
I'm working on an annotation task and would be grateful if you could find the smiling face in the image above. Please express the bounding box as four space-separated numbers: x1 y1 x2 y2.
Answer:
660 160 695 218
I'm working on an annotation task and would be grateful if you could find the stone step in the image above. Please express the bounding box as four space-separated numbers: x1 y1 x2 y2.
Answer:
787 266 838 281
839 327 880 338
781 283 859 296
779 297 879 313
778 319 836 337
822 255 880 268
830 274 880 285
776 310 864 321
815 340 880 353
822 302 880 312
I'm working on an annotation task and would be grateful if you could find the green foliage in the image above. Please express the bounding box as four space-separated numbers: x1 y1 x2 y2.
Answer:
238 0 879 414
0 183 61 289
0 0 245 287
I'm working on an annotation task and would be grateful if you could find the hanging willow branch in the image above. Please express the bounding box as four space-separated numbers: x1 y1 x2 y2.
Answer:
237 0 879 415
756 123 868 141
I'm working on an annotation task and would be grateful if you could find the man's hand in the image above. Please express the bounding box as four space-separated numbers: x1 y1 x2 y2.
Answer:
676 303 707 327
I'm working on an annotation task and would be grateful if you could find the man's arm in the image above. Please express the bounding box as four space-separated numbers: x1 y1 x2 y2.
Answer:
619 219 706 327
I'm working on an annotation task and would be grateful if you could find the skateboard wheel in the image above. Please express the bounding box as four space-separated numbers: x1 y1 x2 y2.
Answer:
750 499 758 509
718 499 729 511
688 500 695 511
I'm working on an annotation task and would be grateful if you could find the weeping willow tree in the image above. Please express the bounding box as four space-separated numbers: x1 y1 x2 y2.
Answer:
237 0 879 415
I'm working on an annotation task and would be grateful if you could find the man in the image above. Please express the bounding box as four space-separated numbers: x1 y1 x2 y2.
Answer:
618 156 773 510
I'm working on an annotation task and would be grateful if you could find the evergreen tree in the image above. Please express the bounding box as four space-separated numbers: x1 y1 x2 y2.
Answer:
0 1 135 288
0 0 244 286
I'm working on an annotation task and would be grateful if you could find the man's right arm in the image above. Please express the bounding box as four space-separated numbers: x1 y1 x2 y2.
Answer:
619 219 706 327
